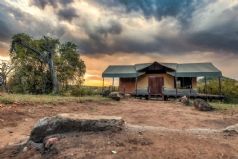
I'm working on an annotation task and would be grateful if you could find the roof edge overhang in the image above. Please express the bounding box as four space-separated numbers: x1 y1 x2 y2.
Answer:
102 72 145 78
168 72 222 77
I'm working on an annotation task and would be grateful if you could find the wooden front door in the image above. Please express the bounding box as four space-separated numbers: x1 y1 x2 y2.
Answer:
148 76 164 95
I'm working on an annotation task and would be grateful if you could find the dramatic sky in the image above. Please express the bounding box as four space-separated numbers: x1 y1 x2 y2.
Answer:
0 0 238 86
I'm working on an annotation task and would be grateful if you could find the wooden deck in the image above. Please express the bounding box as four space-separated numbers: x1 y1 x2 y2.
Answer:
133 88 224 101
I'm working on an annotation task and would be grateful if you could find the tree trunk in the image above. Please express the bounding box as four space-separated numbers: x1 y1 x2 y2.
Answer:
48 53 58 94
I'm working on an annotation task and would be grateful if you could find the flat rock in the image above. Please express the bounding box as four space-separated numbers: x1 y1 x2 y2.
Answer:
223 124 238 134
29 113 125 143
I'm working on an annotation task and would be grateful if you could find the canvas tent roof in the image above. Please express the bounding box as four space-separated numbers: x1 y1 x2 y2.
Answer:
102 65 139 78
102 62 222 78
168 63 222 77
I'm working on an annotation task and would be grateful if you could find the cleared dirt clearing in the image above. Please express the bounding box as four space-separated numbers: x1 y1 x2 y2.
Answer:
0 98 238 158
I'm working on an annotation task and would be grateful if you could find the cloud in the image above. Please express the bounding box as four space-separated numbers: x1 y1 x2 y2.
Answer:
1 0 238 56
30 0 74 9
57 7 79 22
59 0 238 55
187 1 238 53
90 0 207 23
0 19 12 42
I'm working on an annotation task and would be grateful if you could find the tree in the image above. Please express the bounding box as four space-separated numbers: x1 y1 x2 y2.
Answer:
11 34 60 93
0 60 15 91
55 42 86 89
9 33 86 94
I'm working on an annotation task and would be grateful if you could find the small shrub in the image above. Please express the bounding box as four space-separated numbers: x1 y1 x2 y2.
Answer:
70 87 100 97
0 98 14 105
101 90 111 97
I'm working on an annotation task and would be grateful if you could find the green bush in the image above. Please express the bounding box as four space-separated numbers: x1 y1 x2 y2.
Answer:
70 86 101 97
0 98 14 105
198 77 238 104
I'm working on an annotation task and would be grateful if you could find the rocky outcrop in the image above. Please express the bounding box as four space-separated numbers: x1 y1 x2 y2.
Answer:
29 114 125 143
193 99 213 111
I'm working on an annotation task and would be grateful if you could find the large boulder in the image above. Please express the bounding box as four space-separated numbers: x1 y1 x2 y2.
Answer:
193 99 213 111
109 92 121 101
29 113 125 143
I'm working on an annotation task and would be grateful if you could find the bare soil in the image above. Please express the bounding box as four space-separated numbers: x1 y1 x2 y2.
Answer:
0 98 238 159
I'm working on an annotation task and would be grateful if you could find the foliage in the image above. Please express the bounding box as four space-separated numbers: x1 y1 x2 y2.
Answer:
101 89 112 97
198 77 238 103
8 33 86 94
70 86 101 97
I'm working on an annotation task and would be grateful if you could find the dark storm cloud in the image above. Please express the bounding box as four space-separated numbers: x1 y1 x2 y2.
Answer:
77 20 123 53
80 0 238 55
91 0 207 22
94 21 122 37
188 4 238 53
31 0 74 9
0 3 24 42
1 0 238 56
57 7 78 22
0 19 12 42
78 34 198 55
0 1 68 45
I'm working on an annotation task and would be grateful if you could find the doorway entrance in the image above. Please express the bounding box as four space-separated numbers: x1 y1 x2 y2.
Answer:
148 76 164 95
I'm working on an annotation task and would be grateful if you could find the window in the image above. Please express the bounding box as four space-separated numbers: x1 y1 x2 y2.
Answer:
177 77 192 89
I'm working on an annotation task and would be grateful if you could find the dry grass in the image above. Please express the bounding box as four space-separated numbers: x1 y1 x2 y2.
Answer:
210 102 238 112
0 93 110 105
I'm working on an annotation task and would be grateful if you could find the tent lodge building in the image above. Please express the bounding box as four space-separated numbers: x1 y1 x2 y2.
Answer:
102 61 223 100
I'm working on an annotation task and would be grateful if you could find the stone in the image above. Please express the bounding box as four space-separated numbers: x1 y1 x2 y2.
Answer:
29 113 125 143
28 140 44 152
111 150 117 154
22 146 28 152
193 99 213 111
109 92 121 101
44 137 60 149
223 124 238 135
179 96 190 105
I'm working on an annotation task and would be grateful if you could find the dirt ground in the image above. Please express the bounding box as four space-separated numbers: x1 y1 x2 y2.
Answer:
0 98 238 159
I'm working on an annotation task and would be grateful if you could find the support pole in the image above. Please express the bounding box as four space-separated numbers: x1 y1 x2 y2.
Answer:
112 77 114 91
174 65 178 99
219 77 222 95
148 86 151 100
205 76 208 101
175 77 178 98
189 77 192 99
102 77 104 94
135 77 138 96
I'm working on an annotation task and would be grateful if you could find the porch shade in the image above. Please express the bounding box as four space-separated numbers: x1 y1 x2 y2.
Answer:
168 63 222 77
102 65 144 78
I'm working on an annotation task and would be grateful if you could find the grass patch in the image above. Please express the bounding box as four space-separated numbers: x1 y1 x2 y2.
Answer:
0 98 14 105
0 94 111 105
209 102 238 111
